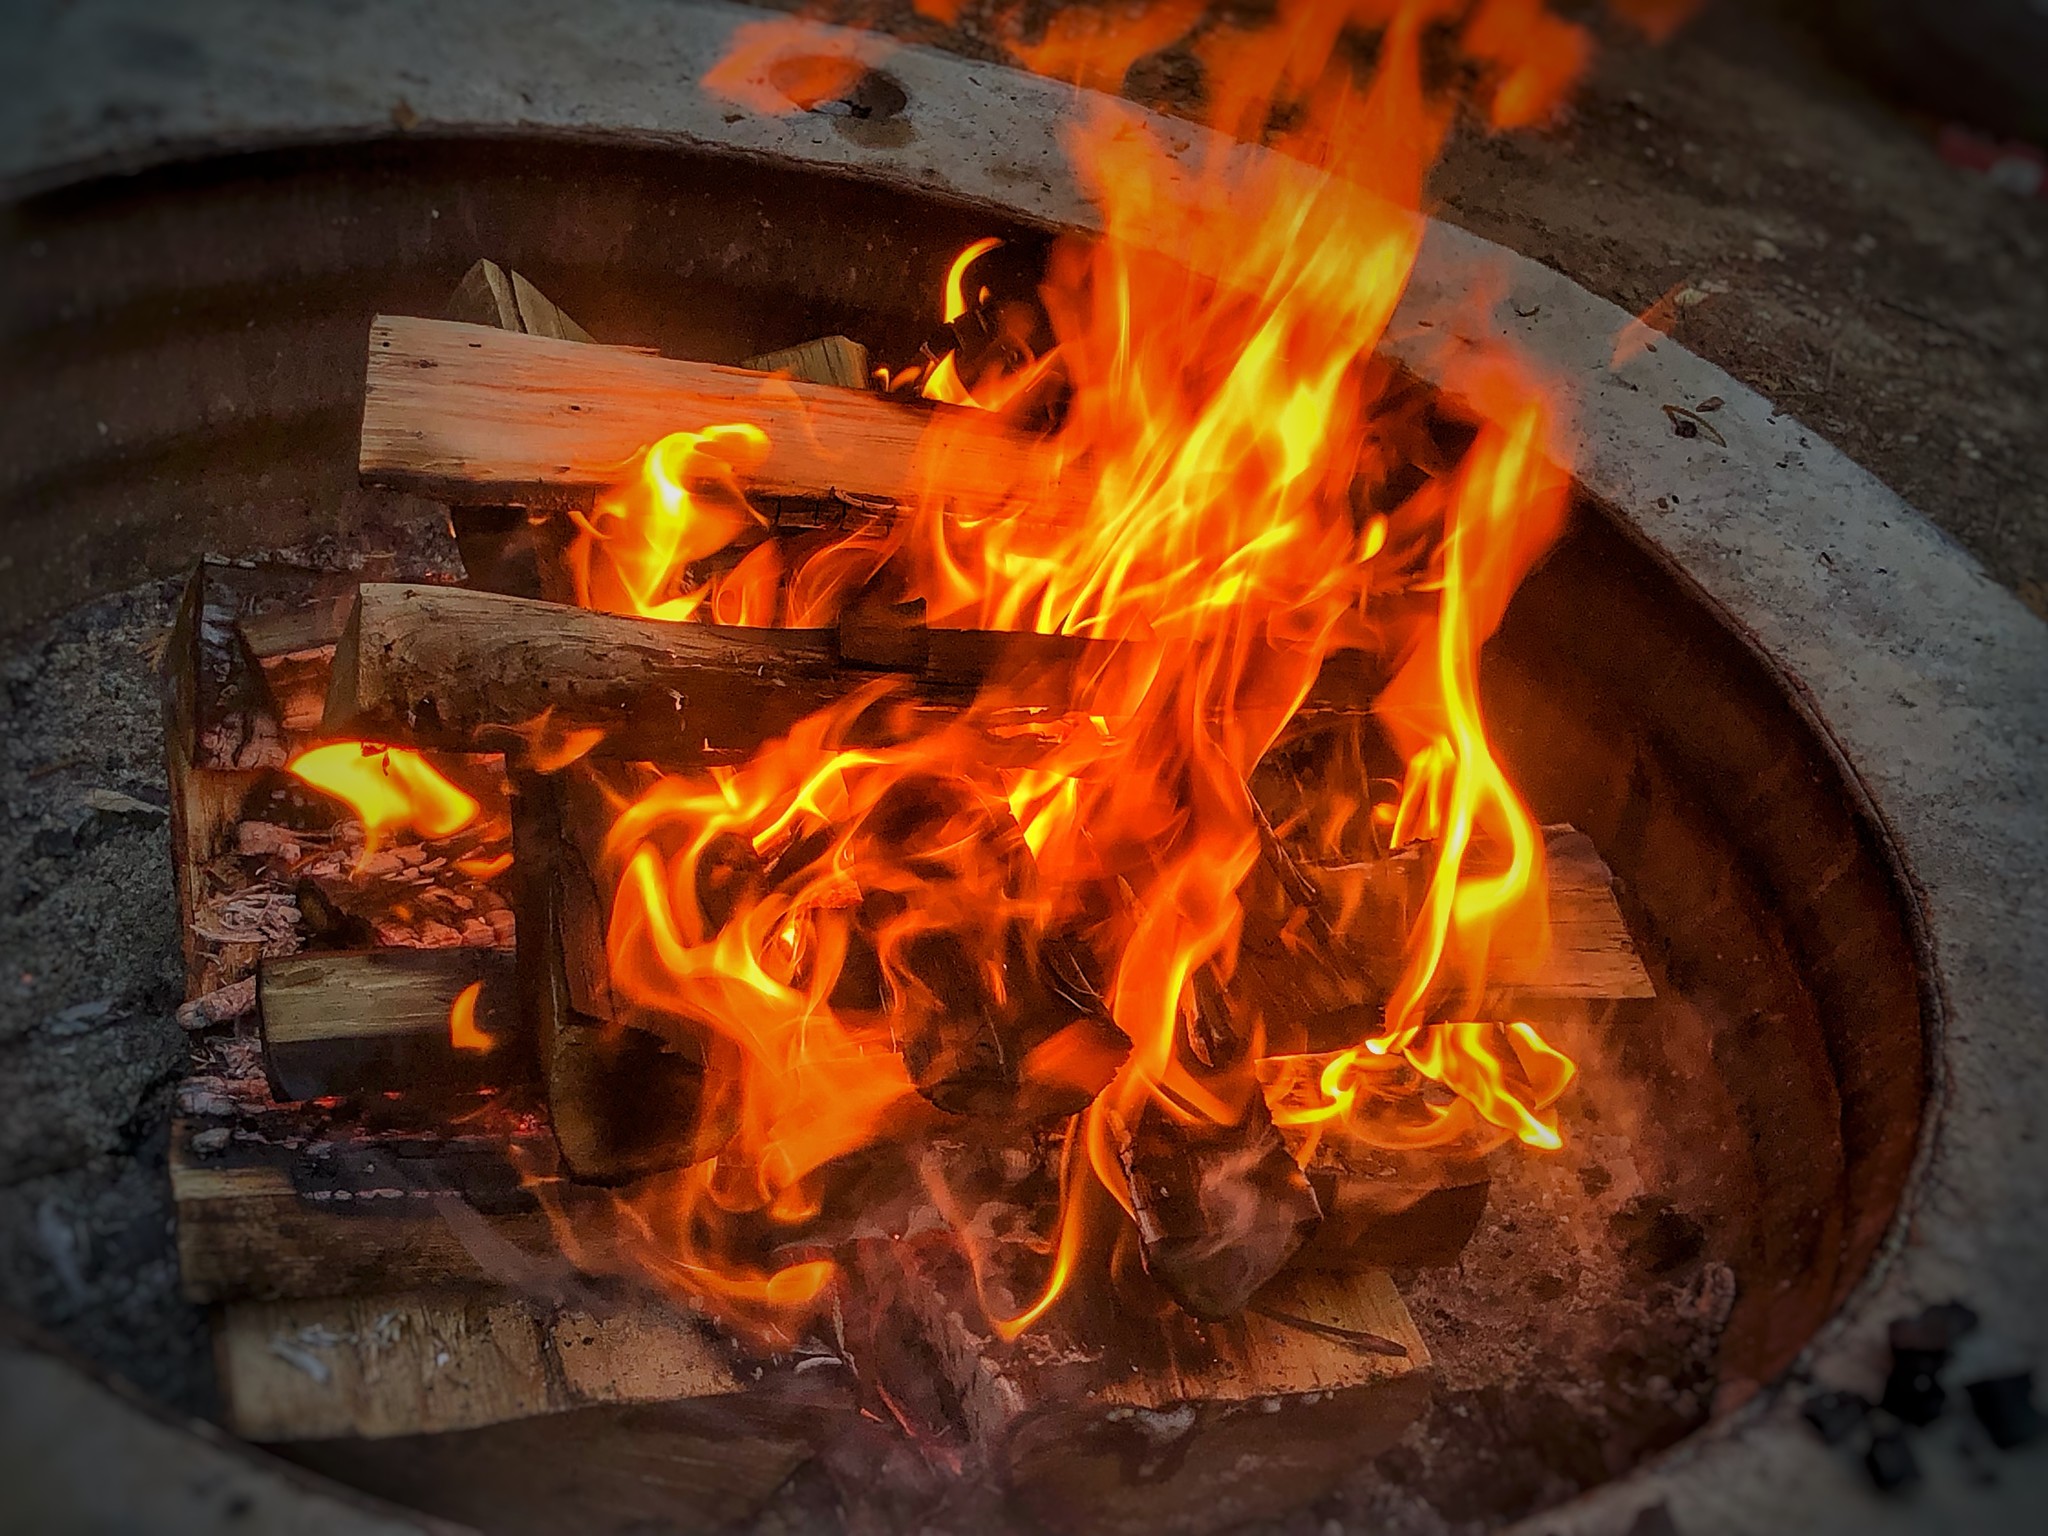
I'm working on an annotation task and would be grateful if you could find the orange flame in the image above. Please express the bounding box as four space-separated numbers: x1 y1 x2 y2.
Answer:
542 0 1635 1337
447 980 492 1053
287 742 479 847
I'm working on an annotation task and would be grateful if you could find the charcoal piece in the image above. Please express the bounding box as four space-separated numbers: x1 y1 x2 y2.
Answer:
1889 1300 1979 1357
1881 1352 1947 1427
1800 1389 1872 1446
1116 1091 1323 1320
1965 1373 2044 1450
1863 1427 1921 1492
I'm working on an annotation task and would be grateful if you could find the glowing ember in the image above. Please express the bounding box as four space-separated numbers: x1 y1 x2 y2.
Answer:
529 0 1681 1338
287 742 479 846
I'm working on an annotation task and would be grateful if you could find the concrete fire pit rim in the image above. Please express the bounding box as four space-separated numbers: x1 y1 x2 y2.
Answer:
8 2 2046 1532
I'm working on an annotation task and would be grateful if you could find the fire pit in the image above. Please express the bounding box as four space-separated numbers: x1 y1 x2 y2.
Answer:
3 5 2044 1536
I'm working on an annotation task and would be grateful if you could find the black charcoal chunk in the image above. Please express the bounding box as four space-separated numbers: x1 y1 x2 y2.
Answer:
1863 1428 1920 1492
1801 1389 1871 1446
1966 1373 2044 1451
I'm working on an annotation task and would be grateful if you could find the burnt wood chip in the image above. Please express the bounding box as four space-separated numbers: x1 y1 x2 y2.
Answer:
1880 1353 1947 1427
1800 1389 1871 1446
1116 1089 1323 1320
1965 1373 2044 1450
1863 1427 1921 1492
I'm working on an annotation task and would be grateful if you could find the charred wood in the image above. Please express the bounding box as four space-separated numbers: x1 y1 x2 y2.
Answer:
849 1236 1428 1536
1113 1085 1323 1320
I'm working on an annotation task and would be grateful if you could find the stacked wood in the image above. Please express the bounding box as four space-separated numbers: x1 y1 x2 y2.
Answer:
216 1289 728 1441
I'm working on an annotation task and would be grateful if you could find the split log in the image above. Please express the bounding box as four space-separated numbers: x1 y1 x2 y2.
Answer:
742 335 871 390
166 556 386 774
215 1288 744 1441
360 313 1085 520
852 1238 1429 1536
169 1120 561 1305
443 262 596 601
445 258 595 345
258 949 531 1102
1114 1088 1322 1319
281 1401 818 1536
512 768 735 1184
322 582 1382 763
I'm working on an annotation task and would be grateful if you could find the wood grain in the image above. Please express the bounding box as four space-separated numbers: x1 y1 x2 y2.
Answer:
361 314 1083 517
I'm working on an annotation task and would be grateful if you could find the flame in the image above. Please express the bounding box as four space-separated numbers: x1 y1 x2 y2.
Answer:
532 0 1648 1337
288 742 479 846
447 980 492 1053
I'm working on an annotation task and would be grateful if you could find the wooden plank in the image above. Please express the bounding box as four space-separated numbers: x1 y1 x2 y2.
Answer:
1289 823 1653 1025
216 1289 742 1441
258 949 529 1101
741 335 870 390
360 313 1084 518
169 1121 559 1305
856 1239 1429 1535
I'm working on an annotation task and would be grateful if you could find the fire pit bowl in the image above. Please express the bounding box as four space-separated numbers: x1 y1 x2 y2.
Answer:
3 4 2044 1534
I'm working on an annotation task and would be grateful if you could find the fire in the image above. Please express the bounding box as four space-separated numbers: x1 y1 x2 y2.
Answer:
528 0 1671 1337
447 980 492 1053
288 742 479 846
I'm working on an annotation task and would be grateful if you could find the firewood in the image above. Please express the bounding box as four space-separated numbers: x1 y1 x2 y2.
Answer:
1113 1085 1323 1319
166 557 380 774
326 582 987 761
742 335 872 390
258 949 532 1101
444 258 596 345
360 314 1085 520
512 769 736 1184
169 1120 562 1304
852 1237 1429 1536
323 582 1381 763
1291 1136 1490 1270
215 1288 747 1441
443 262 595 601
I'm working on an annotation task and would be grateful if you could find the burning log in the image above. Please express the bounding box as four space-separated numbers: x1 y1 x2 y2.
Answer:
1113 1089 1323 1319
852 1237 1428 1536
361 313 1085 520
512 767 737 1184
257 949 530 1101
323 582 1385 763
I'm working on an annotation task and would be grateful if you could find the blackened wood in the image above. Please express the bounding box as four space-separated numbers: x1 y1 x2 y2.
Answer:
1114 1087 1323 1319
